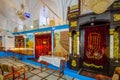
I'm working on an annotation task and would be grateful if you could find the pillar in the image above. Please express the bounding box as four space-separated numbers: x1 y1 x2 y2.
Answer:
77 32 80 55
69 32 72 54
51 27 55 56
109 28 114 59
114 31 119 62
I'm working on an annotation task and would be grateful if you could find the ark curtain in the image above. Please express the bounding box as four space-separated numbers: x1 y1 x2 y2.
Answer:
83 25 108 68
35 33 51 58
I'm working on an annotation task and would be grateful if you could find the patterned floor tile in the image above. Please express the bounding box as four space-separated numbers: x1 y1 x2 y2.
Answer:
25 72 35 78
45 69 56 74
28 75 42 80
73 78 79 80
30 69 41 74
37 72 50 78
58 78 65 80
62 75 74 80
52 70 60 76
46 75 59 80
0 58 86 80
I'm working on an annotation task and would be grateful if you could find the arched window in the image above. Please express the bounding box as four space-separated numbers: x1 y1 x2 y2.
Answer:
39 5 49 27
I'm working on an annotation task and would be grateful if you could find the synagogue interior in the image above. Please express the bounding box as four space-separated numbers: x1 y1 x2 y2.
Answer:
0 0 120 80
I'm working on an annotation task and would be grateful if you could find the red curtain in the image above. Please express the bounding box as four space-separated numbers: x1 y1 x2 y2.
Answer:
83 25 108 68
35 34 51 58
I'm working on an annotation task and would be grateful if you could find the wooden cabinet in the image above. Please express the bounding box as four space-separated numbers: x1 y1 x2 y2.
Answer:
15 36 24 48
109 60 120 76
69 54 81 70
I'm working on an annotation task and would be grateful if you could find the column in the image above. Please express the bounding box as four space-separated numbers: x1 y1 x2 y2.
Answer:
114 32 119 62
77 32 80 55
69 32 72 54
24 35 26 48
33 33 35 57
51 27 55 56
109 28 114 59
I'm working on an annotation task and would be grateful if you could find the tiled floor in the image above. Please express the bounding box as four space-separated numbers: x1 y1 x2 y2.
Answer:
0 52 95 80
0 58 79 80
24 67 79 80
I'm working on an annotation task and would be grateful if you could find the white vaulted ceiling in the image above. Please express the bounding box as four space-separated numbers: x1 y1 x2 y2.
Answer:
0 0 115 33
0 0 78 32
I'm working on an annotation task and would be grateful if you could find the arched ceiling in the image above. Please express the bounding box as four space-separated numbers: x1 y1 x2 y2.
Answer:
0 0 115 32
0 0 78 32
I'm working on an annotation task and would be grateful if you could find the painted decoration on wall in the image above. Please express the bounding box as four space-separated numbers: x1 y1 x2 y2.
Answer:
23 25 28 31
54 30 69 54
14 27 18 32
83 25 108 69
49 20 55 27
0 36 2 47
60 30 69 52
33 20 39 29
39 5 49 27
25 33 34 48
80 0 114 14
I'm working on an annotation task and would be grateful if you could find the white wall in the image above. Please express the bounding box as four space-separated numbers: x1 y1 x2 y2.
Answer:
0 31 15 50
5 36 15 50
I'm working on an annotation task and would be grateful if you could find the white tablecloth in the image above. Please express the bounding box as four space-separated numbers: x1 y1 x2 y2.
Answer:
38 56 65 67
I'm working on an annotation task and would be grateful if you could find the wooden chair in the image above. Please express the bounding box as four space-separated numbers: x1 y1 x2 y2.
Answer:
96 74 111 80
0 64 20 80
0 73 20 80
114 67 120 75
96 73 119 80
0 64 27 80
0 75 4 80
96 66 120 80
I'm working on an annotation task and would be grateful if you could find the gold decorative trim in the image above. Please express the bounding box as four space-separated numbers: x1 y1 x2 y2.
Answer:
71 59 77 67
91 0 114 14
114 14 120 21
76 32 79 36
70 21 77 27
109 28 115 35
70 5 78 11
113 32 119 60
83 62 103 69
73 34 77 54
69 32 72 36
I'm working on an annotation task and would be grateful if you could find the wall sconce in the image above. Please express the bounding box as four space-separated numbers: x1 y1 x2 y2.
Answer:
90 16 95 26
90 16 96 21
90 23 94 26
